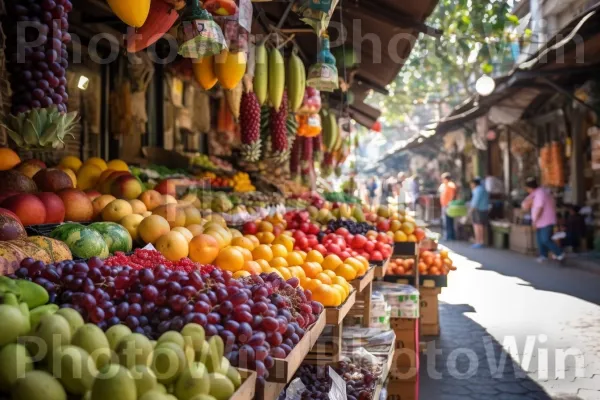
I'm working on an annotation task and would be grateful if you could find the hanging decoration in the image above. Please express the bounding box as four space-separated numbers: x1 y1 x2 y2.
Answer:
107 0 151 28
371 120 382 133
307 33 338 92
177 0 227 58
126 0 180 53
210 0 252 53
293 0 339 36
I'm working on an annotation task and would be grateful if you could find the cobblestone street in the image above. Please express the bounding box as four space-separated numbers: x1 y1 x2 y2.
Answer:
419 242 600 399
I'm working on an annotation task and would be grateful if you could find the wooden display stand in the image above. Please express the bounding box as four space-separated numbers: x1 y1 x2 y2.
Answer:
420 287 441 336
374 257 390 278
230 369 257 400
347 265 375 327
305 290 356 364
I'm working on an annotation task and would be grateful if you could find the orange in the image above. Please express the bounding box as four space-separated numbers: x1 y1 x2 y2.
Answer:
243 261 262 275
183 206 203 226
440 249 450 259
258 221 273 232
407 234 417 242
106 159 129 172
322 254 343 271
288 266 306 281
232 246 253 262
215 247 245 272
286 251 304 266
312 285 339 307
92 194 117 219
306 250 324 264
333 277 350 296
205 230 227 249
83 157 108 171
245 235 260 248
345 258 366 276
229 228 243 239
277 267 292 280
233 271 251 279
304 278 321 293
270 257 289 269
394 230 408 242
187 224 204 236
335 264 357 281
171 227 193 243
323 270 337 280
273 235 294 252
232 236 256 251
297 250 307 261
188 234 220 264
255 259 271 272
315 272 333 285
153 204 186 228
302 262 323 278
252 245 273 262
271 244 288 258
402 222 415 235
256 232 275 244
155 231 189 262
139 215 171 244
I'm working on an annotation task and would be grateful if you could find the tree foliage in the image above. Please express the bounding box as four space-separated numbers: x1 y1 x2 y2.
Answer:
379 0 520 123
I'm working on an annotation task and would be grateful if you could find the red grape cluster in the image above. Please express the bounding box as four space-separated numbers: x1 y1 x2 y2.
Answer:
6 0 72 114
10 256 323 380
282 363 377 400
104 249 215 274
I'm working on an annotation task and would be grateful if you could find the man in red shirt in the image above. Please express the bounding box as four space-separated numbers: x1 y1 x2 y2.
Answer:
439 172 457 240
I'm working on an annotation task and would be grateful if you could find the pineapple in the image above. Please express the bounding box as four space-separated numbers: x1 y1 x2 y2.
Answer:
270 91 289 164
240 92 262 162
313 134 323 162
289 137 301 178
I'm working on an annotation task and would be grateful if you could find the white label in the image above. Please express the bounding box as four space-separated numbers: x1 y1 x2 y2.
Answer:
328 367 346 400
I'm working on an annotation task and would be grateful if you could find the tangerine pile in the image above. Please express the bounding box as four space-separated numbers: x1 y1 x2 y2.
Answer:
387 249 456 276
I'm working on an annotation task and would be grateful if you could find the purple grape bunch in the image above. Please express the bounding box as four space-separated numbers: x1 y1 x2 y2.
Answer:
6 0 73 114
10 257 324 382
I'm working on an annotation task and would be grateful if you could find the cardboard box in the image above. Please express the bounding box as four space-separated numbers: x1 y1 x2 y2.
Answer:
421 323 440 336
391 318 419 370
374 282 420 319
510 224 538 255
420 288 440 326
387 374 419 400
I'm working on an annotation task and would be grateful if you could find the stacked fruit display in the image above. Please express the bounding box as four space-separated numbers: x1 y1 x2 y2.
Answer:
0 278 244 399
386 249 455 276
8 255 323 381
197 172 233 190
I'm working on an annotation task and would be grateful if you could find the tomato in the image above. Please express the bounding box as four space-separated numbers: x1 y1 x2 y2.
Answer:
351 234 367 249
364 241 376 253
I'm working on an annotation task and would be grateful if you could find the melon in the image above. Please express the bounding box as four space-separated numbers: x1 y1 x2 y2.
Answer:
88 222 133 254
26 237 73 263
0 242 26 276
61 227 109 259
0 208 26 241
50 223 87 242
8 240 52 264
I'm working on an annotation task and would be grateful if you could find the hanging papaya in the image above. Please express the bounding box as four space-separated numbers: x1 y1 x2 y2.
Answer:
215 50 247 90
225 81 243 120
193 56 218 90
126 0 179 52
107 0 151 28
287 51 305 113
253 43 268 106
268 48 285 110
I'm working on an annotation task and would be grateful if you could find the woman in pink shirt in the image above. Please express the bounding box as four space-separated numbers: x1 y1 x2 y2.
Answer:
522 177 564 262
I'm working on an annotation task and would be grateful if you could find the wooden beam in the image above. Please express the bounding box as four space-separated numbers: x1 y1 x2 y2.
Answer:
354 74 389 95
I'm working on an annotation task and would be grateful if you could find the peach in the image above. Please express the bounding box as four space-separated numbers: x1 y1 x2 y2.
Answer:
152 204 186 228
155 231 189 261
183 206 202 226
128 199 147 214
85 190 102 202
138 215 171 244
57 189 94 222
111 175 143 200
35 192 65 223
92 195 117 219
33 168 74 192
16 160 44 179
99 171 131 194
154 179 177 196
120 213 144 242
101 199 133 222
1 194 46 226
138 190 163 211
163 195 178 205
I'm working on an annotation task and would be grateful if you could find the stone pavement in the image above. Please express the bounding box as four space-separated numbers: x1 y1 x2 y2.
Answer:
419 242 600 400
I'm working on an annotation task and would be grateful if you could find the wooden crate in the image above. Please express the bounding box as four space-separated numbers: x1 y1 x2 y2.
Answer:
267 312 327 383
350 265 375 292
325 290 356 325
255 381 286 400
374 259 389 278
230 369 257 400
420 288 440 326
393 242 418 257
387 372 419 400
347 272 374 328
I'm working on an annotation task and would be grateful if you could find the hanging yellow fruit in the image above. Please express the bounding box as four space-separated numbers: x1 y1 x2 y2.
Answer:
107 0 151 28
215 50 247 90
193 56 218 90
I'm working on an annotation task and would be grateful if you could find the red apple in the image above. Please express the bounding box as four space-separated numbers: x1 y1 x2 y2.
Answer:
296 237 308 250
381 247 392 259
351 234 367 249
376 220 390 232
326 243 341 255
154 179 177 196
335 228 349 237
346 234 354 243
308 224 320 235
307 236 319 248
339 251 351 260
371 251 383 261
35 192 65 223
243 221 258 235
314 244 327 255
377 232 389 243
299 222 310 233
364 241 376 253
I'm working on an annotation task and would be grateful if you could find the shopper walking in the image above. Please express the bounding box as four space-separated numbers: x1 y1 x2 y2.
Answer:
367 177 379 208
439 172 457 240
522 177 565 262
469 177 489 248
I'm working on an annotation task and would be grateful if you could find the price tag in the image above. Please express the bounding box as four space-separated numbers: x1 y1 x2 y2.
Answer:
142 243 157 251
328 367 346 400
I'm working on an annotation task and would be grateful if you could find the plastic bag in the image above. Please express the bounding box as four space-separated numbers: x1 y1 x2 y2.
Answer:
294 0 339 36
210 0 252 52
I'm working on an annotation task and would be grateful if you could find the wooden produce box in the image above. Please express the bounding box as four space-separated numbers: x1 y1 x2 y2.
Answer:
387 373 419 400
374 259 389 278
325 289 356 325
420 287 441 336
390 318 419 382
509 224 538 255
350 265 375 292
393 242 418 257
230 369 257 400
267 312 326 383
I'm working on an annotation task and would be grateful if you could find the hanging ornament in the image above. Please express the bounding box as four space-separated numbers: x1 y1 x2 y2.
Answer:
177 0 227 58
307 33 338 92
371 120 382 133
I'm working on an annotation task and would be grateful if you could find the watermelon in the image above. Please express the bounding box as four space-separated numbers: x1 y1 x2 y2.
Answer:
50 223 86 242
59 227 109 259
88 222 133 253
